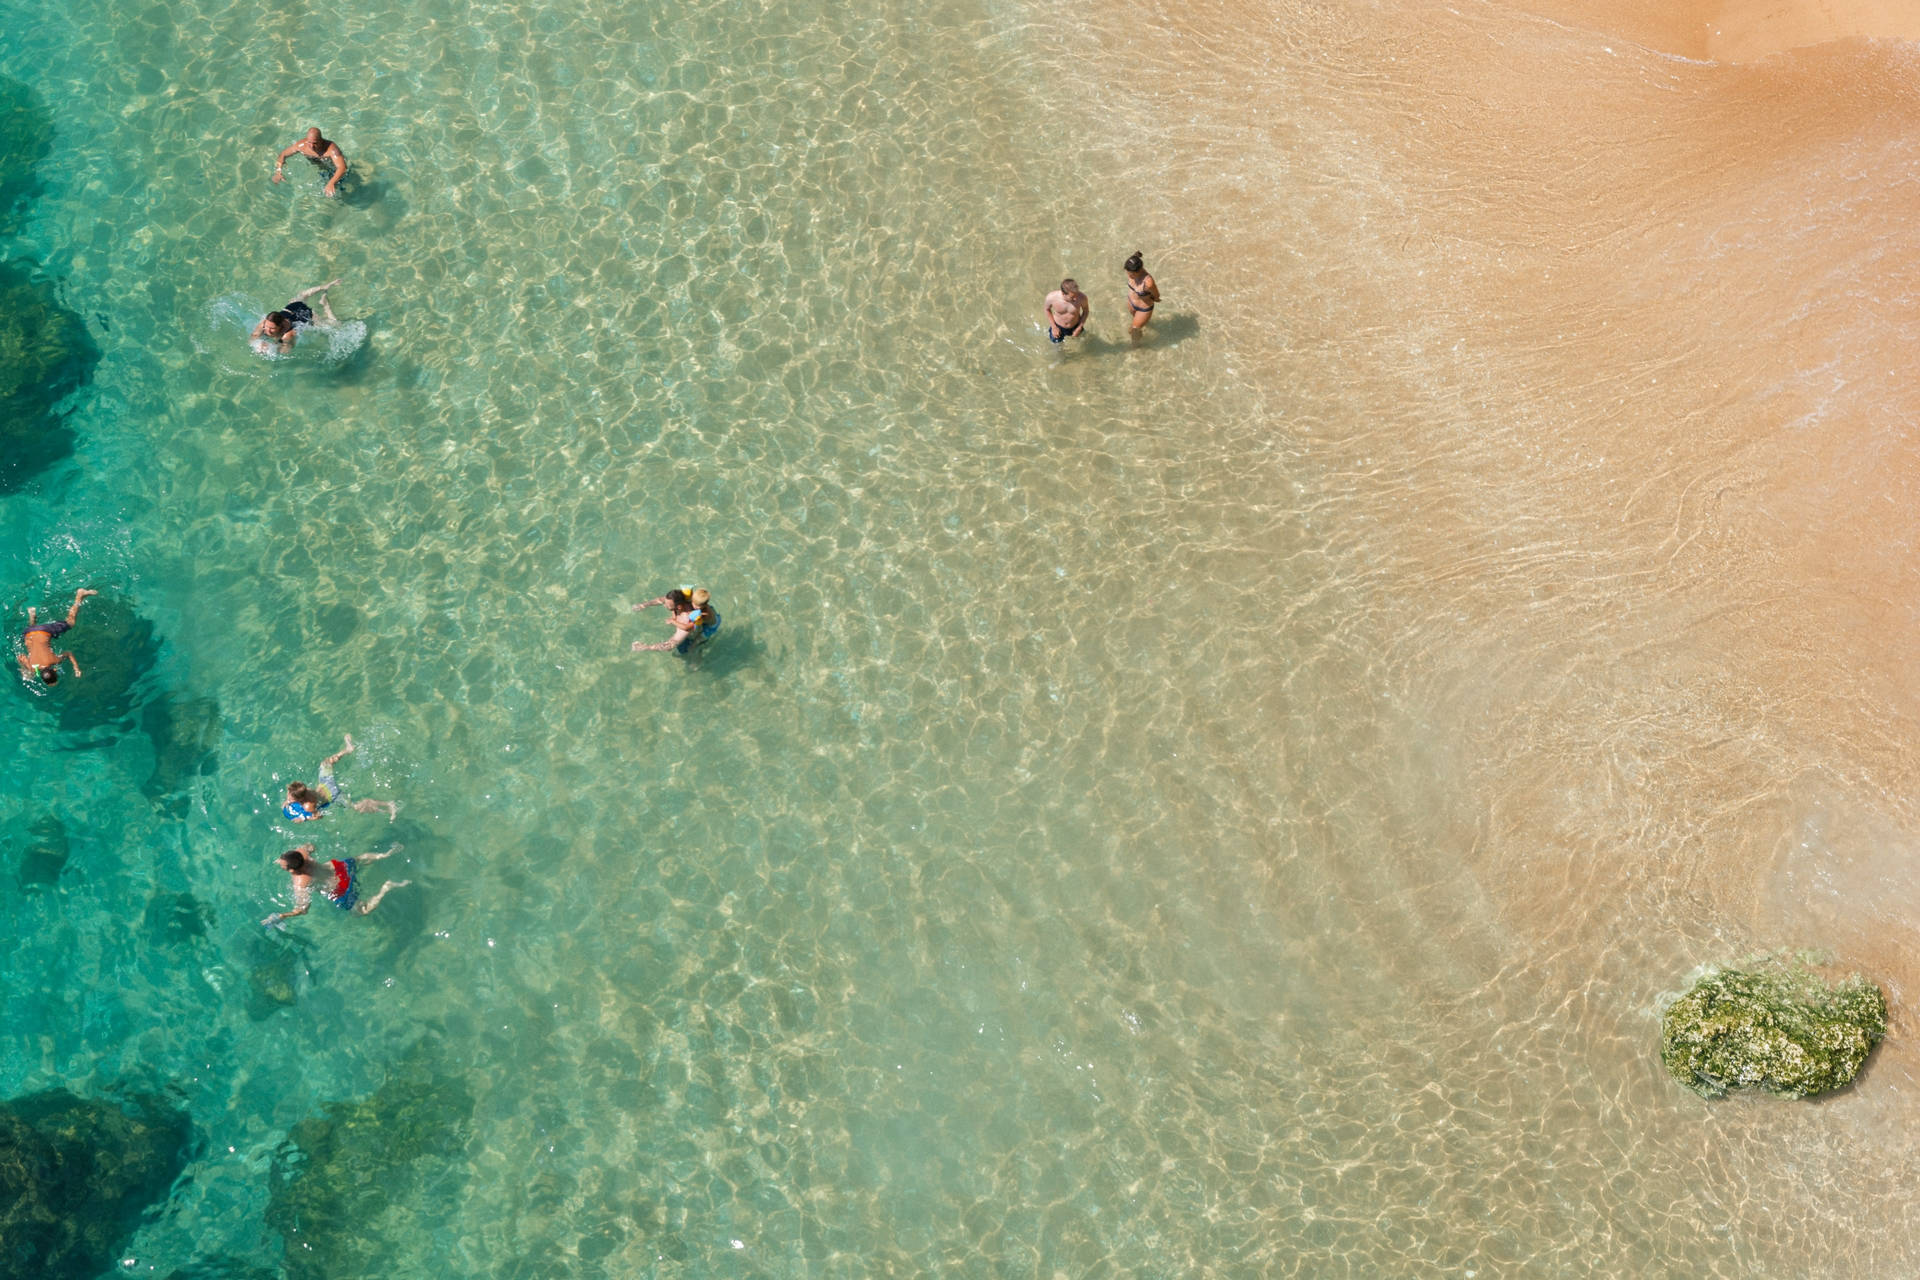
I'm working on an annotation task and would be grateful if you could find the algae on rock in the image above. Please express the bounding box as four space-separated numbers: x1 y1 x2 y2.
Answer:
1661 957 1886 1099
267 1050 475 1280
0 1089 191 1279
0 259 98 492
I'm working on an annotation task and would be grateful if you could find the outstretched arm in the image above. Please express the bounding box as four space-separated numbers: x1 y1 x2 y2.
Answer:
59 652 80 679
631 595 673 612
324 149 347 197
64 588 96 625
263 872 314 926
272 143 300 183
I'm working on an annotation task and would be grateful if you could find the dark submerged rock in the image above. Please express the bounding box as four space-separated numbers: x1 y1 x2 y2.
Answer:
0 1089 191 1280
267 1047 474 1279
142 693 221 806
1661 957 1887 1099
244 951 300 1020
15 812 69 888
0 76 51 235
141 891 208 945
0 260 98 493
29 595 162 745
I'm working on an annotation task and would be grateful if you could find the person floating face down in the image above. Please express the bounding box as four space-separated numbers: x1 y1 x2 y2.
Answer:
273 127 348 197
16 588 96 686
262 843 409 927
283 733 400 822
632 587 722 653
251 279 343 355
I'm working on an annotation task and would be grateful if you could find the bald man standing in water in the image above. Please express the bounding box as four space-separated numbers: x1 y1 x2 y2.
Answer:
272 127 348 198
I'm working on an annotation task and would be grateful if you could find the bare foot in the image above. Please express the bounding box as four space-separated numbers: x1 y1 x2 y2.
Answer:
342 733 356 753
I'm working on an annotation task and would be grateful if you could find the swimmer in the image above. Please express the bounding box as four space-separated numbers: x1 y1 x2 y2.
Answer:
262 842 409 927
16 588 97 685
1123 251 1159 334
251 279 342 355
283 734 399 822
632 587 722 654
272 127 348 198
1043 278 1090 344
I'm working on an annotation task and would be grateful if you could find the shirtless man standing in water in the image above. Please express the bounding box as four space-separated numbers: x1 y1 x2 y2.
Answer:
272 127 348 198
1043 278 1090 344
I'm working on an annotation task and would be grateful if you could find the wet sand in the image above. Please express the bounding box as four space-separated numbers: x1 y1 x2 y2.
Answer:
1027 0 1920 1265
1517 0 1920 61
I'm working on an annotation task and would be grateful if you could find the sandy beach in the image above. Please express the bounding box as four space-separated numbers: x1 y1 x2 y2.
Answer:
1515 0 1920 60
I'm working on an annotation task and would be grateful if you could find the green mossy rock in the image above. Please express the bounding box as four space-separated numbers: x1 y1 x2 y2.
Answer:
0 259 97 493
0 1089 191 1280
267 1050 474 1280
1662 958 1887 1099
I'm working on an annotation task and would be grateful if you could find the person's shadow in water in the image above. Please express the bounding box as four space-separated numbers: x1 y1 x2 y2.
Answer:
339 175 407 235
686 620 767 685
1063 312 1202 357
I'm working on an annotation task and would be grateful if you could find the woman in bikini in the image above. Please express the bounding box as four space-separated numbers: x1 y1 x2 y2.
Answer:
251 279 343 355
1123 252 1159 335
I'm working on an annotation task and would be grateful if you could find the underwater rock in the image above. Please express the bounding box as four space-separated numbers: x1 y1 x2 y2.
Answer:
0 1089 191 1280
15 812 69 888
0 76 51 235
244 952 300 1021
141 694 221 806
141 891 208 945
1661 957 1887 1099
266 1047 474 1280
0 259 97 493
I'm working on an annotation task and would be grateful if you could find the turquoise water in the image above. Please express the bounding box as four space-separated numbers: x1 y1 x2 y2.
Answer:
0 0 1342 1273
6 0 1919 1274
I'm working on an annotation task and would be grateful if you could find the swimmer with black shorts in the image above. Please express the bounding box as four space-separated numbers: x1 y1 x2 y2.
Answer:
1043 278 1090 344
251 279 342 355
16 588 96 685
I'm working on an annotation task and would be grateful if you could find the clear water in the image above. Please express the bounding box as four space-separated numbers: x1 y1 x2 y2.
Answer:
5 0 1920 1273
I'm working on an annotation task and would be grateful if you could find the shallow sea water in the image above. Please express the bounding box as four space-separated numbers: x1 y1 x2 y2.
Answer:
6 0 1920 1274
